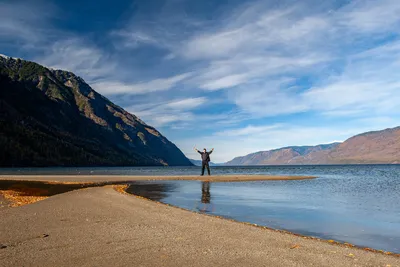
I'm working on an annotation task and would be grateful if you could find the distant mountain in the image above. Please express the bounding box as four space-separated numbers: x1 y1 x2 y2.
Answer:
225 143 340 165
189 159 219 166
0 55 192 167
308 127 400 164
225 126 400 165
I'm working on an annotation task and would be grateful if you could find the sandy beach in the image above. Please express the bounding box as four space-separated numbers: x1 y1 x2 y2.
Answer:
0 175 399 267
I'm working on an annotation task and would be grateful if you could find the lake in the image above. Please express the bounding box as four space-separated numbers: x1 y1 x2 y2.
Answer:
1 165 400 253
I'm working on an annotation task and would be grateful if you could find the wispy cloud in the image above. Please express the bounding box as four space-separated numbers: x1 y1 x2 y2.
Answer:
166 97 207 109
111 30 160 49
338 0 400 32
36 39 116 81
181 7 329 60
126 97 206 127
214 124 283 137
0 1 118 83
0 1 57 44
175 3 333 94
177 0 400 119
93 72 192 95
302 40 400 117
125 96 246 130
229 81 310 117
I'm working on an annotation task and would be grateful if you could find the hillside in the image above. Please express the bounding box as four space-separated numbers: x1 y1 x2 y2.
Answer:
311 127 400 164
225 143 340 165
225 127 400 165
0 55 192 167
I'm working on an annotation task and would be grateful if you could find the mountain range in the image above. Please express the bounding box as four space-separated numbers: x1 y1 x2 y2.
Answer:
225 127 400 165
0 55 192 167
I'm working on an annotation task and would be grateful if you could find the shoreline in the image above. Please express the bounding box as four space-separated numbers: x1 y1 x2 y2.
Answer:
1 176 399 266
0 175 315 207
0 174 316 183
1 186 399 267
124 186 399 257
1 178 399 257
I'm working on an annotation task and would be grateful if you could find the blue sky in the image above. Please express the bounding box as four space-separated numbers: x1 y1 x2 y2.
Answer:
1 0 400 162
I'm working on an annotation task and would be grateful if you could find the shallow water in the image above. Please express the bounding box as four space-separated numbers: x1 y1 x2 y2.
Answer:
2 164 399 176
2 165 400 253
123 165 400 253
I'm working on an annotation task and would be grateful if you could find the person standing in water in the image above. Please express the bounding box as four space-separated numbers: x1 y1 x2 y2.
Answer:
194 147 214 176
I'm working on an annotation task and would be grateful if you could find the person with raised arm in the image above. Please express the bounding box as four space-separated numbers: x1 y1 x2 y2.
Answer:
194 147 214 176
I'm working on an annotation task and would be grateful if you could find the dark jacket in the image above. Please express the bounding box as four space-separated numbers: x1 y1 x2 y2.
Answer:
198 150 213 163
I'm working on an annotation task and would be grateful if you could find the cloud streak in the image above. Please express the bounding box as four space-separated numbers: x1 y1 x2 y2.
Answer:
0 1 57 44
92 73 192 95
126 97 206 127
37 39 116 81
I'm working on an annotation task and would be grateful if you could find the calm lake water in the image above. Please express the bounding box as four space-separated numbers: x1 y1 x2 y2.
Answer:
2 165 400 253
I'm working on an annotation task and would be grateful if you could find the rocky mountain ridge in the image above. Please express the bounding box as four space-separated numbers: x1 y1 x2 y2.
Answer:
0 55 192 167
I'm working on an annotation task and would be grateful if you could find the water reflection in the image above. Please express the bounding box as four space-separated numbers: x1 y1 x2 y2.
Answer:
125 182 176 201
198 182 213 213
201 182 211 204
124 173 400 253
126 181 215 214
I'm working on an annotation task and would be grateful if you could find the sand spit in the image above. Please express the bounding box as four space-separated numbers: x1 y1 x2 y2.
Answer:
0 186 399 267
0 174 316 183
0 175 314 207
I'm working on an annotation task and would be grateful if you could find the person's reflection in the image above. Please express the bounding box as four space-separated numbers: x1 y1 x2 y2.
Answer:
199 181 213 213
201 181 211 204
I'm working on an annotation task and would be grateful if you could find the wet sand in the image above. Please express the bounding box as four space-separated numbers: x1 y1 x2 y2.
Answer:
0 174 316 183
1 175 399 266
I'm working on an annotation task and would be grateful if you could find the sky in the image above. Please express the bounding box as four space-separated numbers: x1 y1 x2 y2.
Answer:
1 0 400 162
